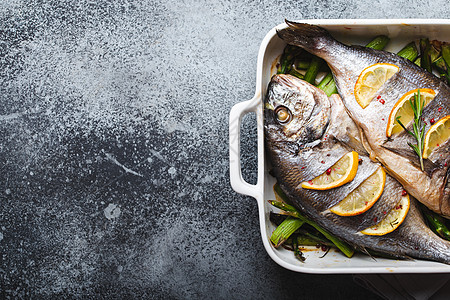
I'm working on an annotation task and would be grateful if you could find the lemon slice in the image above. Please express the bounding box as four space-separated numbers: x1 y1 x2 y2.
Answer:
360 194 410 235
330 167 386 216
423 115 450 159
354 63 399 109
301 151 359 190
386 89 436 137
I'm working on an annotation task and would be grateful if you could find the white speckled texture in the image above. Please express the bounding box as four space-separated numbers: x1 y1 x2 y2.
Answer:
0 0 448 298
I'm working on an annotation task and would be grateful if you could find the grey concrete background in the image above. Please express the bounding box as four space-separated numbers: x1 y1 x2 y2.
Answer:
0 0 448 299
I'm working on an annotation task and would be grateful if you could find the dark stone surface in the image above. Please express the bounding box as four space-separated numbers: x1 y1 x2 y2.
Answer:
1 0 446 299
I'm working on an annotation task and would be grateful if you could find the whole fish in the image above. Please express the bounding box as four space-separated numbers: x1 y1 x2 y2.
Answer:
265 74 450 264
277 21 450 218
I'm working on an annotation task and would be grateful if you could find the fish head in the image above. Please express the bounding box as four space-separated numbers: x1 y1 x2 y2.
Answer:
265 74 331 145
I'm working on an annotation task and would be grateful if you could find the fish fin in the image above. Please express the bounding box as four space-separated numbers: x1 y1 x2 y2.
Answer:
277 20 337 54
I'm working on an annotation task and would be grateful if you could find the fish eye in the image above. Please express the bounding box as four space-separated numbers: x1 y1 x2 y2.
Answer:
275 106 291 124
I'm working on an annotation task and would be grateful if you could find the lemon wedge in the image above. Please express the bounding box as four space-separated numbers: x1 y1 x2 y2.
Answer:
361 194 410 235
330 167 386 216
301 151 359 190
386 89 436 137
423 115 450 159
354 63 399 109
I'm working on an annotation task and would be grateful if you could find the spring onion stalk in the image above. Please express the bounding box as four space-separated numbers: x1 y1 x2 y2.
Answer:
397 42 419 62
430 43 441 63
441 44 450 84
433 57 447 73
414 57 421 67
420 38 433 73
270 216 305 248
271 184 355 258
365 35 390 50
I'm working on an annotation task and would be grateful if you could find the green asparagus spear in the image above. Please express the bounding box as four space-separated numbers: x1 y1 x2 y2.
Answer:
322 77 338 96
424 209 450 240
292 235 306 262
288 68 305 79
365 35 390 50
317 72 333 90
270 216 305 247
296 230 335 247
295 59 311 70
397 42 419 62
278 45 295 74
296 235 320 246
304 56 323 84
278 45 304 74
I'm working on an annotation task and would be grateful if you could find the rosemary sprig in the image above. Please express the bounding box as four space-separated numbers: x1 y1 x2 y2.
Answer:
396 89 426 171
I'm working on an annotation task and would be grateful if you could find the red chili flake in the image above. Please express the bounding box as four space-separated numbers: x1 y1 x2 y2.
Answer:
383 211 386 214
321 245 328 251
437 144 440 147
365 202 368 205
445 163 448 167
377 95 381 99
381 118 385 121
326 168 332 175
430 118 436 125
358 158 363 165
373 217 378 222
396 204 403 210
308 180 313 185
379 99 385 104
402 190 407 196
301 166 305 169
326 154 331 157
321 160 325 164
438 107 443 112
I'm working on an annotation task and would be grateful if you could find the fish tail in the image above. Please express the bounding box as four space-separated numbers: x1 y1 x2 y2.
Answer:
277 20 338 55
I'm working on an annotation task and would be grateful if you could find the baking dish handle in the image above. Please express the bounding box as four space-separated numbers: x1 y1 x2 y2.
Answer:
229 93 263 199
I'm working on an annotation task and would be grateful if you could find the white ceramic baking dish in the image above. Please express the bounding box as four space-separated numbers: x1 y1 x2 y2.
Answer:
229 19 450 274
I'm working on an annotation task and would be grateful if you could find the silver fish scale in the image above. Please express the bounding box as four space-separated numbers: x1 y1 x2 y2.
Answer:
265 58 450 263
277 21 450 217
